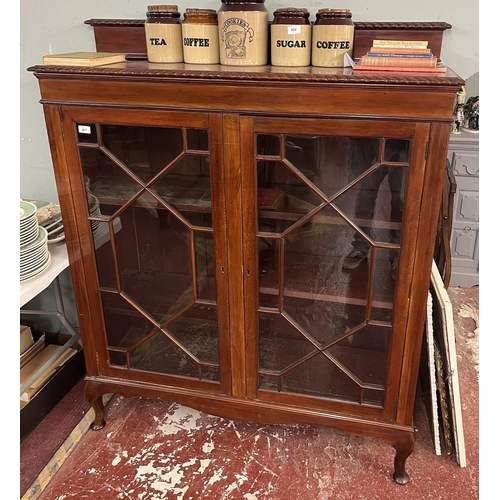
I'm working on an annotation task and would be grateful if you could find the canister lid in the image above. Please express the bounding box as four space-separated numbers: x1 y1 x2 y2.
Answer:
314 8 353 24
219 0 268 13
147 5 179 12
317 8 352 15
221 0 266 4
184 8 218 23
273 7 310 24
146 5 181 18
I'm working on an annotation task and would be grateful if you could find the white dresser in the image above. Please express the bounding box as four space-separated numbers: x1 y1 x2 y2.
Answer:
447 131 479 287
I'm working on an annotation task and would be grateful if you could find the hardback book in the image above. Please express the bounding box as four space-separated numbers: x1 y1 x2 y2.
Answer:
366 52 433 58
372 40 428 48
42 51 126 67
360 55 438 68
353 62 446 74
369 46 432 55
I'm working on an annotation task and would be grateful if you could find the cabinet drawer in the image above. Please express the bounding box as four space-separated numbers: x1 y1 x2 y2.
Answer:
454 189 479 223
452 152 479 177
451 226 479 268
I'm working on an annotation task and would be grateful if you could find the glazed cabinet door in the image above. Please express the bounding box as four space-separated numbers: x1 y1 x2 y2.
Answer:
241 116 430 420
57 107 231 394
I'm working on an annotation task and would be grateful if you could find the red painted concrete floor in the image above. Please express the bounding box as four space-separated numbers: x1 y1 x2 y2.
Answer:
27 287 479 500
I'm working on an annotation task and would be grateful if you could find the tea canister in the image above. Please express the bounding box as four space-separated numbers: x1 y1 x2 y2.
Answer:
218 0 269 66
311 8 354 68
271 8 311 67
182 8 220 64
145 5 183 63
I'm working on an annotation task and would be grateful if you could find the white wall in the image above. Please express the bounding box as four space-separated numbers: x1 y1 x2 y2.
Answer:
20 0 479 203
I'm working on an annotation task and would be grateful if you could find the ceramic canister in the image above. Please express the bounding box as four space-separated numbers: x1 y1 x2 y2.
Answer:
311 8 354 67
218 0 269 66
145 5 183 63
271 8 311 67
182 8 220 64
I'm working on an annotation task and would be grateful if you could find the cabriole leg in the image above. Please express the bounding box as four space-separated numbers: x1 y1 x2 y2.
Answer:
393 432 414 485
84 380 106 430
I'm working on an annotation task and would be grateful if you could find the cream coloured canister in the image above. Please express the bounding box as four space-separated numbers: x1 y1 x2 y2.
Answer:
182 8 220 64
271 8 311 67
311 9 354 68
145 5 184 63
218 0 269 66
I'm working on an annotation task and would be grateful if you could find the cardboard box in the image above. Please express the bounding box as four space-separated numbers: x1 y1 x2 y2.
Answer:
20 344 78 402
20 324 34 355
20 330 86 440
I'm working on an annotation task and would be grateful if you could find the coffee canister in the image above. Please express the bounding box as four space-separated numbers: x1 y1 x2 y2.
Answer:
182 9 220 64
271 8 311 67
145 5 183 63
218 0 269 66
311 9 354 67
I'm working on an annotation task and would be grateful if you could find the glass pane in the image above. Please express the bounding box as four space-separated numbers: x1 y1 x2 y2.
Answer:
258 236 279 309
76 123 98 144
151 155 212 228
80 122 219 382
257 160 323 233
101 125 184 184
187 129 209 152
257 134 280 156
256 132 408 406
195 231 216 302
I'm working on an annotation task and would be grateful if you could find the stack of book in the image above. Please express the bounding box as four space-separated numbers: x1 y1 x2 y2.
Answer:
353 40 446 74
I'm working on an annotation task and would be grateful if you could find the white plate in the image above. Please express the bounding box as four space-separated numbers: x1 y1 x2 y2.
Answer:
20 226 47 254
20 227 40 247
20 253 52 282
21 249 50 275
20 200 37 221
48 233 65 244
20 245 47 265
47 224 65 244
21 248 49 273
20 218 38 232
20 215 37 228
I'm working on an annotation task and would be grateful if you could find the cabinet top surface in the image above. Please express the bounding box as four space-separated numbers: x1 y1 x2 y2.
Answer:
29 60 464 88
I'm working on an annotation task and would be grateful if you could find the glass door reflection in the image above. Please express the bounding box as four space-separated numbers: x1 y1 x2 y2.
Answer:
256 134 409 406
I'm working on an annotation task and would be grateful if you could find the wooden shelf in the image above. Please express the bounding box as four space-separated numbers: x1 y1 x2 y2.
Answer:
90 172 211 213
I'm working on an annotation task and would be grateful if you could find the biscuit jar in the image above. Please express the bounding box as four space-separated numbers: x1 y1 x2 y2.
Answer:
218 0 269 66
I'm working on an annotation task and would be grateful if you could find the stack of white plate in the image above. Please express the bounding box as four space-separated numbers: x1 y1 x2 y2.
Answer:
20 200 39 247
20 200 51 282
88 193 101 235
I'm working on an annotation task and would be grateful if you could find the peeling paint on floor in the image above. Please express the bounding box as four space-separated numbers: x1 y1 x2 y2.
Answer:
30 287 479 500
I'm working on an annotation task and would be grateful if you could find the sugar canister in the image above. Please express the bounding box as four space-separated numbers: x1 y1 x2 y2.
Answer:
311 9 354 67
182 9 220 64
145 5 183 63
218 0 269 66
271 8 311 67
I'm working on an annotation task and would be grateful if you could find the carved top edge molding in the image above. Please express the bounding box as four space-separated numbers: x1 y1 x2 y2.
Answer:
353 22 452 30
28 65 464 87
84 19 452 30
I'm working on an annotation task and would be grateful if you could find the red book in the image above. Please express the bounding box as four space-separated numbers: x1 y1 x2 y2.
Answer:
360 55 438 68
258 188 285 209
353 63 446 75
368 46 432 55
